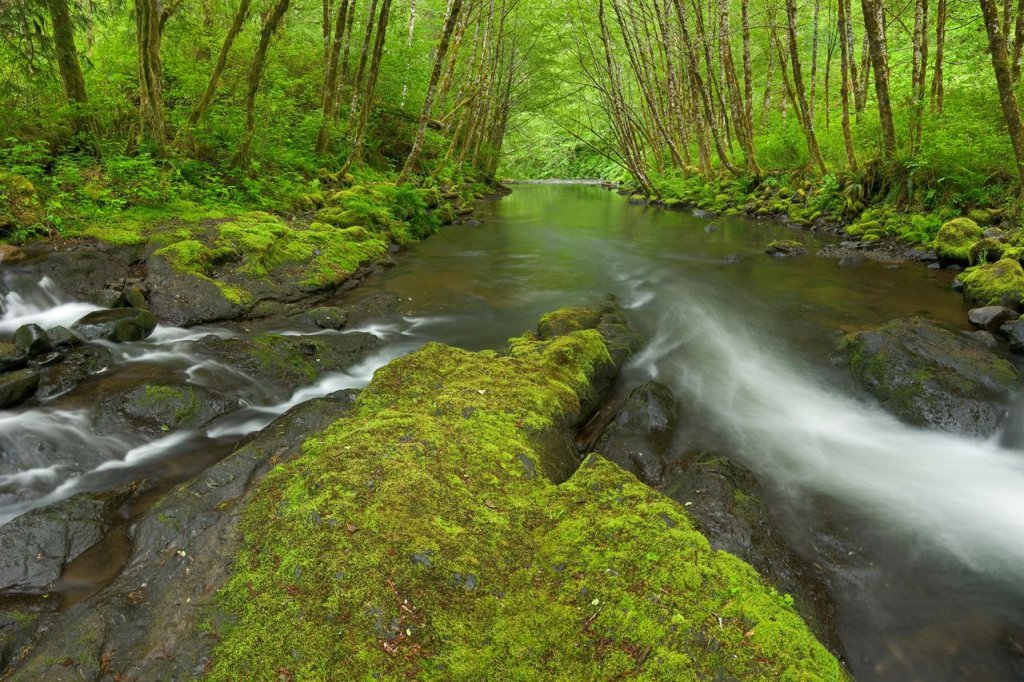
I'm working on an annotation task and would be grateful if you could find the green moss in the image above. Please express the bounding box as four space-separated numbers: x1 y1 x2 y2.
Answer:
208 309 842 681
968 238 1006 265
957 258 1024 307
933 217 984 262
139 384 201 425
537 306 603 338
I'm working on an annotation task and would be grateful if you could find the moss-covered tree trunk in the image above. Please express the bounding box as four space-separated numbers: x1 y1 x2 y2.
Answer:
979 0 1024 186
861 0 897 156
235 0 292 167
910 0 929 153
315 0 352 154
785 0 827 174
932 0 946 110
46 0 91 135
838 0 859 171
397 0 463 184
134 0 166 147
182 0 252 136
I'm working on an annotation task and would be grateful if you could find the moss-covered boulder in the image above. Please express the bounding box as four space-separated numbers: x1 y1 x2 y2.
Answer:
836 317 1020 436
765 239 806 258
207 309 841 680
933 217 984 263
92 383 238 439
0 368 39 409
955 258 1024 309
71 307 157 343
968 238 1006 264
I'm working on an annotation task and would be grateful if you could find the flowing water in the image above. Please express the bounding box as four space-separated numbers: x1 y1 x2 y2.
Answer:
2 183 1023 679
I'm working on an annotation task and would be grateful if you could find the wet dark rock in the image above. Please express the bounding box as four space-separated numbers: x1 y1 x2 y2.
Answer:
596 382 677 486
836 317 1020 436
145 253 242 327
72 307 157 343
927 262 942 270
292 306 349 330
721 253 741 264
0 490 130 595
93 383 238 439
0 608 42 673
91 289 124 308
968 306 1016 332
838 253 866 267
193 331 379 397
0 343 27 372
3 392 359 680
12 324 50 358
663 452 842 656
963 330 999 350
704 223 717 233
36 345 111 399
36 249 139 302
44 326 80 349
0 369 39 409
1000 320 1024 354
903 248 939 262
30 352 63 368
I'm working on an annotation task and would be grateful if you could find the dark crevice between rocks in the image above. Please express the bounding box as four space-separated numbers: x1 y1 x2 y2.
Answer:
577 377 849 665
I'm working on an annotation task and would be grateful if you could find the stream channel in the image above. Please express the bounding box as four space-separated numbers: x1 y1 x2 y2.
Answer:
2 182 1023 680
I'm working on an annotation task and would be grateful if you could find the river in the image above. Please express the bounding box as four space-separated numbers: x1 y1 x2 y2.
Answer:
2 183 1023 679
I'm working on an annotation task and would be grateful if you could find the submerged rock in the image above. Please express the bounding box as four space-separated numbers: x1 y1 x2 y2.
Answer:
0 490 130 595
0 245 26 264
596 381 677 486
765 239 807 257
0 343 26 372
72 307 157 343
93 383 238 438
36 345 111 399
836 317 1020 436
0 368 39 409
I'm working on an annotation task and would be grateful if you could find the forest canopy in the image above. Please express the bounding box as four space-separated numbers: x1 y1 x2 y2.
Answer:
2 0 1024 244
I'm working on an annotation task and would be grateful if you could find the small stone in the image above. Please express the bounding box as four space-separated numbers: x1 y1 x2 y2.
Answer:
0 245 26 264
0 342 27 372
72 307 157 343
93 289 125 308
1000 320 1024 353
46 326 81 349
967 306 1016 332
31 351 64 367
13 323 51 357
124 285 149 310
962 330 999 349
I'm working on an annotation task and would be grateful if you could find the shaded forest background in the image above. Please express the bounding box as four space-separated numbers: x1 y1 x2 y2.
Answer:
2 0 1024 246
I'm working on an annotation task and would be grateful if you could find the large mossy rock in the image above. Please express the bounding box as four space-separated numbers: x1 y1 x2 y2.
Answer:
0 368 39 409
72 307 157 343
955 258 1024 309
201 309 841 680
836 317 1020 436
933 217 983 263
93 383 238 438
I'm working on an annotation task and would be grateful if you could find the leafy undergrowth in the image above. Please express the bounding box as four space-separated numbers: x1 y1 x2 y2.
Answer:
207 307 844 680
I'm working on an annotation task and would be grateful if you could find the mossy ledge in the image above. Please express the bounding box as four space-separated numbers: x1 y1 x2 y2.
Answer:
209 306 843 680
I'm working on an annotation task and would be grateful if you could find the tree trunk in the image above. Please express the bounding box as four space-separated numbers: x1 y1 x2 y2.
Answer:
315 0 351 153
46 0 91 134
785 0 827 173
236 0 292 166
931 0 946 109
135 0 167 147
980 0 1024 185
911 0 929 152
343 0 393 171
185 0 252 132
398 0 462 183
838 0 858 170
861 0 897 155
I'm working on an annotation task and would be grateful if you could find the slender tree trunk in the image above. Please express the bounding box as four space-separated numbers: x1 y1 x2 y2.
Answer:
47 0 92 134
400 0 419 108
861 0 897 155
236 0 292 166
343 0 393 171
980 0 1024 185
931 0 946 109
185 0 252 132
348 0 380 121
911 0 929 152
316 0 351 153
398 0 462 183
785 0 828 173
1012 0 1024 81
810 0 820 120
838 0 858 170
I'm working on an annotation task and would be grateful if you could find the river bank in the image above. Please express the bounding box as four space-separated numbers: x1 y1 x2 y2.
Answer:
3 183 1024 679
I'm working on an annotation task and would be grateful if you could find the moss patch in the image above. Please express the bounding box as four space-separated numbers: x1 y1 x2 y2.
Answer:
956 258 1024 308
933 217 984 263
208 309 842 680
